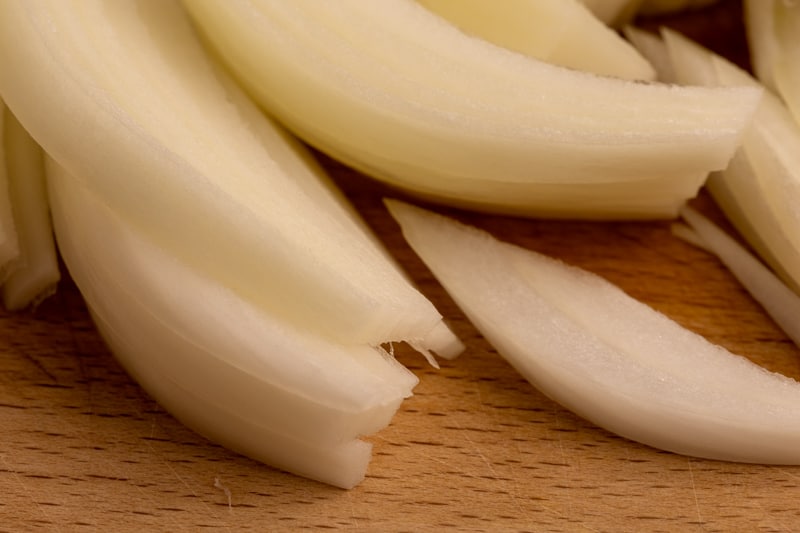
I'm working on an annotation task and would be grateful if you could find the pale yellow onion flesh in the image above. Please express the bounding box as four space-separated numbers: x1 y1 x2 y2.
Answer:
0 0 458 351
47 158 423 489
705 157 800 291
184 0 760 218
629 29 800 286
0 98 19 281
417 0 655 80
676 206 800 349
2 107 59 310
388 200 800 464
628 29 797 283
637 29 800 294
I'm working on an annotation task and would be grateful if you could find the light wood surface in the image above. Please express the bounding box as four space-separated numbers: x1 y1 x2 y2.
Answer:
4 1 800 531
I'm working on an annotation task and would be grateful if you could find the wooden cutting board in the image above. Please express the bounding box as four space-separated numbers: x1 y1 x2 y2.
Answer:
3 1 800 531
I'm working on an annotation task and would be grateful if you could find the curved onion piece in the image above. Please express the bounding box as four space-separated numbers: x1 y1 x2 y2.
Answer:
417 0 655 80
0 0 455 349
629 31 800 290
47 160 422 489
676 206 800 349
184 0 760 219
387 199 800 464
660 29 800 294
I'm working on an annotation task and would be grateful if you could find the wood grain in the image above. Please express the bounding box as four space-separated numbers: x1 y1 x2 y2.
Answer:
3 1 800 531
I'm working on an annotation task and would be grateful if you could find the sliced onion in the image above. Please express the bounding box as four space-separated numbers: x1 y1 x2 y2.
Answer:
0 0 455 347
660 28 800 294
48 159 423 489
388 199 800 464
676 206 800 349
184 0 760 218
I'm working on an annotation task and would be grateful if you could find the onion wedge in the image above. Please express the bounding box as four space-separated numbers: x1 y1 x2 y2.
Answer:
660 29 800 293
184 0 760 218
387 199 800 464
0 0 457 349
675 206 800 349
0 0 465 487
48 161 424 489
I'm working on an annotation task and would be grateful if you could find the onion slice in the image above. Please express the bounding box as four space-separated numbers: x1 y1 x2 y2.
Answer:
48 160 423 489
387 199 800 464
0 0 456 349
659 29 800 294
675 206 800 349
184 0 760 218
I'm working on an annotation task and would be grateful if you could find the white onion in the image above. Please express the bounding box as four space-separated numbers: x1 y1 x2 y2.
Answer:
184 0 760 218
658 28 800 294
0 0 457 348
48 160 423 488
0 0 464 488
388 199 800 464
677 206 800 349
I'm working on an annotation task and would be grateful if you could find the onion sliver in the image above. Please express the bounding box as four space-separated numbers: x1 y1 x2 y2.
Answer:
388 199 800 464
48 160 421 489
0 0 455 349
184 0 760 218
677 206 800 349
660 29 800 294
